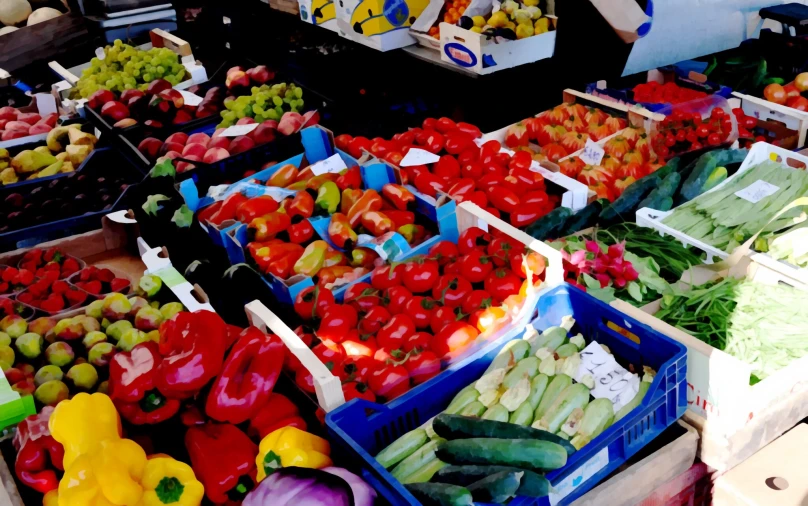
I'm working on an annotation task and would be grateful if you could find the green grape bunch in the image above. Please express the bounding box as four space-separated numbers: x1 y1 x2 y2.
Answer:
217 83 305 128
75 39 188 98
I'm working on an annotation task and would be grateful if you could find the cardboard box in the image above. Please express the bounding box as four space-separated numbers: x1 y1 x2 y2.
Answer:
335 0 431 51
713 424 808 505
297 0 339 31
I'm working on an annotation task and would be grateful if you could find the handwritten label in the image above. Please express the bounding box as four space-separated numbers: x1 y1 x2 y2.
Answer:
579 138 605 166
35 93 58 116
576 341 640 411
310 153 348 176
400 148 440 167
548 447 609 505
356 232 403 261
221 123 258 137
179 89 203 106
735 180 780 204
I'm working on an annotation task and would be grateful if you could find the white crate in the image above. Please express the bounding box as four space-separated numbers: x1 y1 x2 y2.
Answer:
733 91 808 149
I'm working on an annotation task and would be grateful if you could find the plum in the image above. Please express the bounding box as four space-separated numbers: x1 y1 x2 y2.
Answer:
53 317 85 340
34 365 63 386
127 296 149 318
12 379 35 396
82 330 107 348
85 300 104 319
29 317 57 336
88 342 116 367
35 380 69 406
0 345 15 370
15 333 43 359
45 341 74 367
106 320 133 341
0 315 27 338
117 328 148 351
0 331 9 347
134 307 163 331
102 293 132 321
66 363 98 390
159 302 183 320
96 380 109 394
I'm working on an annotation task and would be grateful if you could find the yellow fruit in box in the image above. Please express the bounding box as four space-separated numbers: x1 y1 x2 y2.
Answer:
534 17 549 33
523 0 538 6
500 0 518 15
472 15 485 27
526 6 541 19
504 21 516 30
514 9 532 25
470 26 483 33
487 10 508 27
515 23 534 39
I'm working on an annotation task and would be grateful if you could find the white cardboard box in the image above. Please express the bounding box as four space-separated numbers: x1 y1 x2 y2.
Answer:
336 0 431 51
298 0 340 31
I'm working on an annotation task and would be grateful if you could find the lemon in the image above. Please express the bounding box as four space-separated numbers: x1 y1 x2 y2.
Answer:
472 15 486 27
523 0 539 6
526 6 542 19
487 10 508 28
534 17 549 34
516 23 534 39
470 26 483 33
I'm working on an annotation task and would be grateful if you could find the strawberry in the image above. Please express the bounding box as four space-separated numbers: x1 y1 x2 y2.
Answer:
65 289 86 306
42 270 59 282
17 269 34 286
83 281 102 295
41 294 65 313
0 282 8 294
79 267 93 282
51 280 69 294
62 257 80 274
17 292 33 304
44 248 64 263
97 269 115 283
20 261 37 272
110 278 131 293
2 267 17 282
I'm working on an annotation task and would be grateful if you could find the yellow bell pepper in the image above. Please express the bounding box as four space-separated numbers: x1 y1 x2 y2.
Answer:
58 438 147 506
255 426 332 482
139 456 204 506
43 490 59 506
49 393 122 470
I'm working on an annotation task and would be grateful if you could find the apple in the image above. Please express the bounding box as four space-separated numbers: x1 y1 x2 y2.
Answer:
0 106 17 122
225 70 250 90
138 138 164 160
127 95 149 118
1 130 27 141
226 66 244 77
301 110 320 129
0 119 8 130
28 123 52 135
246 65 274 84
181 143 207 158
251 121 277 144
144 119 164 129
40 113 58 128
208 136 230 150
176 154 200 173
100 101 130 122
278 112 304 136
186 133 210 147
165 132 189 145
121 89 145 103
159 89 184 109
148 95 176 118
88 90 115 110
173 110 193 124
211 128 227 139
5 121 30 132
17 113 41 126
160 141 185 155
157 151 182 163
146 79 172 96
228 136 255 155
113 118 137 128
203 147 230 163
236 117 256 125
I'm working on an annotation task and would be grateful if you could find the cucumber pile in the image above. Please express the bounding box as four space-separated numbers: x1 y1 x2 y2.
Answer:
374 320 656 505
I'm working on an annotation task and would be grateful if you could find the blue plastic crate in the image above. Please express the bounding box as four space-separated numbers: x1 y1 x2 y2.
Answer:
326 284 687 506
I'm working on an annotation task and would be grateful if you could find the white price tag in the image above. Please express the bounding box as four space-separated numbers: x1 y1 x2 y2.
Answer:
178 90 203 107
221 123 259 137
95 47 106 61
735 180 780 204
35 93 58 116
400 148 440 167
207 184 230 200
576 341 640 411
310 153 348 176
579 138 605 166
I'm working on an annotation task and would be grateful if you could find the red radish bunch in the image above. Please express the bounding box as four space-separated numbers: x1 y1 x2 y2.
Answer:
17 277 88 313
0 107 59 141
18 248 81 279
289 227 546 403
70 266 131 295
562 240 639 291
0 266 36 295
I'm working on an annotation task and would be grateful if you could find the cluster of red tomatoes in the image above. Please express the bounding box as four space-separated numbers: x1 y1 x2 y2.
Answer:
650 106 735 158
631 81 708 105
732 107 767 149
289 227 546 403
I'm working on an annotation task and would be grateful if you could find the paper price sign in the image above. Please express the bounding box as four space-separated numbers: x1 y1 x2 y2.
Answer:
221 123 258 137
310 153 348 176
400 148 440 167
178 90 203 106
735 180 780 204
576 341 640 411
356 232 404 261
579 138 605 166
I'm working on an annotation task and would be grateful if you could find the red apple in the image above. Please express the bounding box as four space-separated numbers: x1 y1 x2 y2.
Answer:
236 117 256 125
181 143 207 158
0 106 17 122
157 151 182 163
278 112 304 136
225 71 250 90
5 121 31 132
88 90 115 110
28 123 52 135
146 79 172 96
228 136 255 155
41 113 58 128
160 142 185 155
138 137 164 160
301 110 320 129
121 89 145 103
209 136 230 150
148 95 175 118
144 119 164 129
203 147 230 163
1 130 27 141
165 132 189 145
173 110 193 124
16 113 40 126
113 118 137 128
0 119 8 130
251 121 277 144
176 154 201 173
159 89 184 109
100 101 130 122
246 65 274 84
211 128 227 139
187 132 210 147
226 66 244 77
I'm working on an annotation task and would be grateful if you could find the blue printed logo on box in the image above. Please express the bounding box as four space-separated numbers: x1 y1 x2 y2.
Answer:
444 43 477 68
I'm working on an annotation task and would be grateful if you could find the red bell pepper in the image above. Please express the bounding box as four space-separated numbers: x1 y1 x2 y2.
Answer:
207 193 249 226
185 423 257 504
205 327 285 424
157 310 228 399
13 407 64 494
113 395 181 425
247 393 308 440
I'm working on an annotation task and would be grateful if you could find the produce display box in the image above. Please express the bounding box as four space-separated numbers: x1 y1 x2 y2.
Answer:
732 91 808 150
335 0 432 51
636 462 711 506
0 13 88 75
0 94 67 150
585 67 732 113
244 200 566 412
296 0 339 32
0 147 145 251
570 421 699 506
611 251 808 472
326 283 687 506
48 29 208 110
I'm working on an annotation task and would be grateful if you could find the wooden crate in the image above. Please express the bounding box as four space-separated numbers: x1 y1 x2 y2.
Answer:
269 0 299 15
0 14 88 74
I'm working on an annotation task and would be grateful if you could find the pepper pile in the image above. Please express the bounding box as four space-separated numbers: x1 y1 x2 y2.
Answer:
289 227 546 403
632 81 708 105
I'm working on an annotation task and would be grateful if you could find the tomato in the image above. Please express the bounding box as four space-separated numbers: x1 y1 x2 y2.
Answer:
433 155 461 179
384 286 412 315
464 191 487 208
342 382 376 402
457 249 494 283
422 131 445 154
508 150 533 172
787 96 808 112
295 369 316 394
458 227 491 254
577 165 615 186
413 172 448 198
318 304 358 343
487 236 524 266
443 261 459 276
436 117 457 133
522 190 550 208
395 130 417 147
405 296 438 330
403 331 433 352
405 351 441 385
347 136 372 159
456 122 482 139
369 364 410 400
294 286 335 320
462 290 494 314
475 306 507 333
510 250 546 279
430 321 479 360
370 263 404 290
486 186 521 214
796 73 808 92
484 268 522 302
337 356 378 382
430 306 463 334
742 116 757 130
620 162 648 180
335 134 353 151
402 259 441 293
428 240 459 266
763 83 787 105
358 305 392 334
385 151 404 166
432 275 473 307
313 341 345 370
343 282 381 313
376 314 416 350
422 118 438 130
370 139 393 158
341 332 378 358
509 166 544 191
458 148 478 166
707 133 721 146
543 143 568 163
710 107 725 120
461 161 483 179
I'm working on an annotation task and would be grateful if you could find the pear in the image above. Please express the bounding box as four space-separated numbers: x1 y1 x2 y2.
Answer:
0 167 18 184
68 128 97 146
55 152 68 162
46 126 71 152
12 150 57 174
66 144 91 165
0 148 9 160
34 146 52 156
34 161 63 178
60 161 75 173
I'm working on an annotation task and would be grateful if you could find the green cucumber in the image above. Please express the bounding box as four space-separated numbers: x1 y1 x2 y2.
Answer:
445 387 480 415
600 175 661 224
535 374 572 421
481 404 509 422
437 438 568 472
376 428 428 468
486 340 530 373
560 199 609 236
432 414 575 455
539 383 591 433
503 356 540 388
509 401 534 426
570 398 615 450
615 380 651 421
649 157 680 180
555 342 578 358
525 207 573 241
459 401 487 417
527 374 549 409
638 171 681 211
392 438 445 480
400 457 447 484
405 483 473 506
434 465 550 498
467 470 523 503
679 149 748 202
